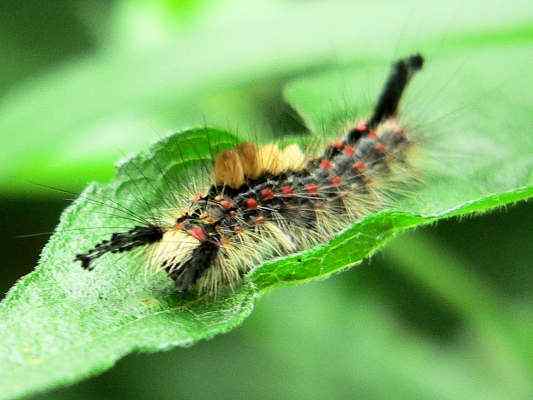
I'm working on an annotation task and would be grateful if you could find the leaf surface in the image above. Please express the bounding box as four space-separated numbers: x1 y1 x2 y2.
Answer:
1 44 532 400
2 0 532 194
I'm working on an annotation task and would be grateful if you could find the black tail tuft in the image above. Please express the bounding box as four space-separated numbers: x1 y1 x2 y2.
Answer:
368 53 424 129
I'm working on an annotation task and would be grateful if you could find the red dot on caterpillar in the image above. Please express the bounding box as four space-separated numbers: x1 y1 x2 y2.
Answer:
355 120 368 132
319 159 334 170
220 200 234 209
330 176 342 187
189 227 207 242
367 131 378 140
260 188 274 200
374 143 386 153
245 198 258 209
305 183 319 194
353 160 367 171
281 185 295 197
343 146 355 157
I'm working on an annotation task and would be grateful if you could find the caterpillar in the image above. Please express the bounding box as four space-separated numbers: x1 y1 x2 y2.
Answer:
75 53 424 297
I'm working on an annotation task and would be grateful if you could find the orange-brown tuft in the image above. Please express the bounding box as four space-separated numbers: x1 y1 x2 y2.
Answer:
214 149 245 189
236 142 261 179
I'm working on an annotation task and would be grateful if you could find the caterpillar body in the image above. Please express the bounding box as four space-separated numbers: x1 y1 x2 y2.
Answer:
76 54 424 296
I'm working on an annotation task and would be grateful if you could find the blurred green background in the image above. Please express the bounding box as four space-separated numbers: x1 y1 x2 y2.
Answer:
2 1 532 399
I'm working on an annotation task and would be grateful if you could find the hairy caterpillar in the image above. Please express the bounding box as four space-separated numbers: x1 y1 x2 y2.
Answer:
75 54 424 297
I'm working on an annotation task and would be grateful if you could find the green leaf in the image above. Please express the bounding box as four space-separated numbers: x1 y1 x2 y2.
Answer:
0 128 254 400
1 44 532 400
2 0 532 195
384 234 533 394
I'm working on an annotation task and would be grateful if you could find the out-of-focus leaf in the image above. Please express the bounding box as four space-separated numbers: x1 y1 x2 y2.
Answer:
1 0 532 195
1 43 532 399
